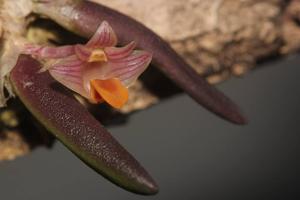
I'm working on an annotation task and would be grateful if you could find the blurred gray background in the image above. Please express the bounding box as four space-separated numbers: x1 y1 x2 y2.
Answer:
0 54 300 200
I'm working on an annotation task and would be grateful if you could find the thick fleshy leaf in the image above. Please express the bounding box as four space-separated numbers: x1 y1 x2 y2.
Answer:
10 55 158 195
32 0 247 124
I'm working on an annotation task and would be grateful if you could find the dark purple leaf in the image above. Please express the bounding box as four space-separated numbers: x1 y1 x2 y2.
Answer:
10 55 158 195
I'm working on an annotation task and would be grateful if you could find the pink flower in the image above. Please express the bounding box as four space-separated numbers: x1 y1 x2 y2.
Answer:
24 21 152 109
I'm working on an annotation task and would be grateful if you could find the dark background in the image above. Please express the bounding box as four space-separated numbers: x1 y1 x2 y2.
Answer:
0 54 299 200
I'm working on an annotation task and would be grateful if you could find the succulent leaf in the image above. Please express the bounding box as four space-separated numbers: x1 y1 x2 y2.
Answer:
10 55 158 195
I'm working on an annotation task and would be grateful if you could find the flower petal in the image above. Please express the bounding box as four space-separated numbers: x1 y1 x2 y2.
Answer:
82 51 152 88
74 44 92 61
108 51 152 86
75 44 107 63
90 78 128 109
48 55 89 99
86 21 117 48
24 44 75 59
90 83 103 103
105 41 136 60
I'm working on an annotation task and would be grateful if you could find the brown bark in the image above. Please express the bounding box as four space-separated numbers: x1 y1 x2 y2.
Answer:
1 0 300 160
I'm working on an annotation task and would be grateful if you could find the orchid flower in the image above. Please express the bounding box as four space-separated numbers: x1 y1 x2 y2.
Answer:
24 21 152 109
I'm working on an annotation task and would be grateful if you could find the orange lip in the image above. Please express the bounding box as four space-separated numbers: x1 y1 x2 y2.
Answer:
90 78 129 109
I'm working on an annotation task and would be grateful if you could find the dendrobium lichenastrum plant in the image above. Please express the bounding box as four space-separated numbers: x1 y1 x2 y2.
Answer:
24 21 152 109
3 0 247 196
